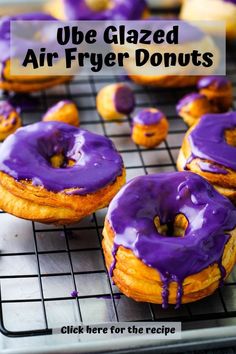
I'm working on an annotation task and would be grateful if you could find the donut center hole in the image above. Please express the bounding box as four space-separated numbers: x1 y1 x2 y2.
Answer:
154 214 188 237
225 129 236 147
85 0 110 11
50 154 75 168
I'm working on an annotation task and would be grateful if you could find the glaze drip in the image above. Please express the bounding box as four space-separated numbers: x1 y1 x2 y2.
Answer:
187 112 236 171
0 121 123 194
107 172 236 307
196 160 228 175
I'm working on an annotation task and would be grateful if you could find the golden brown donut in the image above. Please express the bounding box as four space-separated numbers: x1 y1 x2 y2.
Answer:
177 111 236 204
96 83 135 121
180 0 236 40
102 172 236 307
131 108 169 147
176 92 216 127
197 76 233 113
42 100 80 127
0 122 125 225
0 101 21 141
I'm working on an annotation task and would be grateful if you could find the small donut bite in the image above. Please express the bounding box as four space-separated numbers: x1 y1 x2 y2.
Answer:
131 108 169 148
42 100 79 127
0 101 21 141
96 83 135 121
176 93 215 127
197 76 233 113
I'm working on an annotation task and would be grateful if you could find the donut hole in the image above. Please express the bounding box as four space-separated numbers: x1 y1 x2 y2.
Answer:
85 0 109 11
154 214 188 237
225 129 236 147
50 154 75 168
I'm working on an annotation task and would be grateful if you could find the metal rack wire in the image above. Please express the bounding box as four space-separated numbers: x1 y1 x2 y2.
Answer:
0 41 235 338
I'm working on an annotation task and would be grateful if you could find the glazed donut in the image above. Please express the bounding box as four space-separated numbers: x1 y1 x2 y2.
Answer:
131 108 169 147
118 22 220 88
102 172 236 308
0 13 71 93
0 101 21 141
176 92 215 127
177 112 236 203
96 83 135 121
180 0 236 39
46 0 148 20
42 100 79 127
0 121 125 225
197 76 233 113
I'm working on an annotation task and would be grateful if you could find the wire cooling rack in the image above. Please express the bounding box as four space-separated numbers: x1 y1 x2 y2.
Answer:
0 42 235 340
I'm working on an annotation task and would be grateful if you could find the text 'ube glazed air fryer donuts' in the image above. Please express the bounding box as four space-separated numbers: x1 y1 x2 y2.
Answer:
177 112 236 203
0 122 126 225
0 101 21 141
0 13 71 93
103 172 236 308
47 0 149 20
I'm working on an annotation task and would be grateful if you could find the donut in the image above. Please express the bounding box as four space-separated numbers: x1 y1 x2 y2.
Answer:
0 121 125 224
131 108 169 147
0 13 71 93
96 83 135 121
42 100 79 127
177 111 236 203
0 101 22 141
197 76 233 113
46 0 149 20
118 22 220 88
176 92 216 127
102 171 236 308
180 0 236 39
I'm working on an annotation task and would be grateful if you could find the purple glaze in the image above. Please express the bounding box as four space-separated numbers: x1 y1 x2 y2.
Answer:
0 13 56 78
197 160 228 175
187 112 236 171
223 0 236 4
0 101 15 120
176 93 205 114
197 76 230 90
0 121 123 194
71 290 79 297
114 86 135 115
62 0 147 20
133 108 164 126
7 93 40 113
43 100 72 118
107 172 236 308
